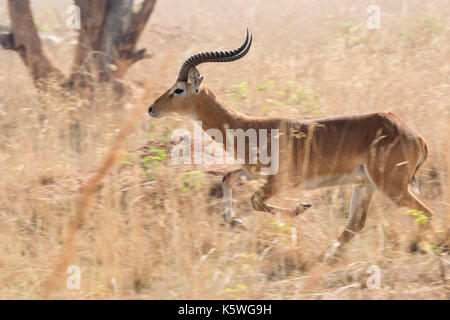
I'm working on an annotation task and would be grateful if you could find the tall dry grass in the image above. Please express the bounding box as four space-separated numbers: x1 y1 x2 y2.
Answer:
0 0 448 299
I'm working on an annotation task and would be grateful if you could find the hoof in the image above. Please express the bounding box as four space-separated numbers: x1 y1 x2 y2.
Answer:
302 202 312 209
321 241 342 264
230 218 246 230
295 202 312 215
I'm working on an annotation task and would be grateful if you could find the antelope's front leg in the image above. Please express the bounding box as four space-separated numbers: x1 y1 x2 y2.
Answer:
222 168 251 228
251 179 312 216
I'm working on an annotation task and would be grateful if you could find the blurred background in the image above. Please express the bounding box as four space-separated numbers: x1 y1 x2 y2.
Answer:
0 0 448 299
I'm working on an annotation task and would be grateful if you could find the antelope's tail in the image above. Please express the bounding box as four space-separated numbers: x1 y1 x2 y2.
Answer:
410 139 428 195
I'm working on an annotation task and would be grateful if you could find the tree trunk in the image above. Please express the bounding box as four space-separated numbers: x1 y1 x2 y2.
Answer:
1 0 157 92
69 0 109 89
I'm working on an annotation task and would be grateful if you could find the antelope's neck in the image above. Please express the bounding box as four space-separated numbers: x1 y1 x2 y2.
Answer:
194 87 246 135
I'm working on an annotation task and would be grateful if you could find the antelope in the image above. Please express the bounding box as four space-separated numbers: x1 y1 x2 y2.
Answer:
148 30 434 258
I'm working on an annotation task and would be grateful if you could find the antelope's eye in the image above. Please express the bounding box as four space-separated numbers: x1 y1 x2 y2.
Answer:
174 88 184 94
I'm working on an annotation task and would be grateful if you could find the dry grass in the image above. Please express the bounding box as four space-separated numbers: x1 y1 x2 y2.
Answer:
0 0 449 299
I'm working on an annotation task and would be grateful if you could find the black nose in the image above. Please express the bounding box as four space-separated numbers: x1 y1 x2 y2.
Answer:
148 107 152 115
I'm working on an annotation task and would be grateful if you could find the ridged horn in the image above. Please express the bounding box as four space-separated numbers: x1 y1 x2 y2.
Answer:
177 29 252 82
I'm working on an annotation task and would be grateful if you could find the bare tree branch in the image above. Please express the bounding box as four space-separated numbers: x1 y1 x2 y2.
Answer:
5 0 63 84
115 0 157 75
0 32 14 49
125 0 157 50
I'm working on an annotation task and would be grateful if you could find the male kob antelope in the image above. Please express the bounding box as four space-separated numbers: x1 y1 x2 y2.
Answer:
148 30 434 257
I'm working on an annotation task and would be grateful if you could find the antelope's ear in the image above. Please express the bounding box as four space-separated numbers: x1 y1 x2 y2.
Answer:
188 67 203 94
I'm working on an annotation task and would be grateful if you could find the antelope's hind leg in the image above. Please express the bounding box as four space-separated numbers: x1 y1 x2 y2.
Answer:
323 183 376 262
366 163 436 250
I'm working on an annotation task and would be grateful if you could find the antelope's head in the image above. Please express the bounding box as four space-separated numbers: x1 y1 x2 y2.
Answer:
148 30 252 118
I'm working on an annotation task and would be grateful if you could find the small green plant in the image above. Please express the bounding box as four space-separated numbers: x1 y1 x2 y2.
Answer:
256 80 276 91
140 146 166 180
340 20 359 33
179 170 206 193
225 283 247 294
337 20 366 48
258 80 321 115
159 129 171 145
239 253 257 259
407 209 428 225
423 14 445 36
267 218 295 244
428 243 441 254
227 81 250 102
120 152 137 166
399 14 445 47
285 81 321 111
34 20 52 33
